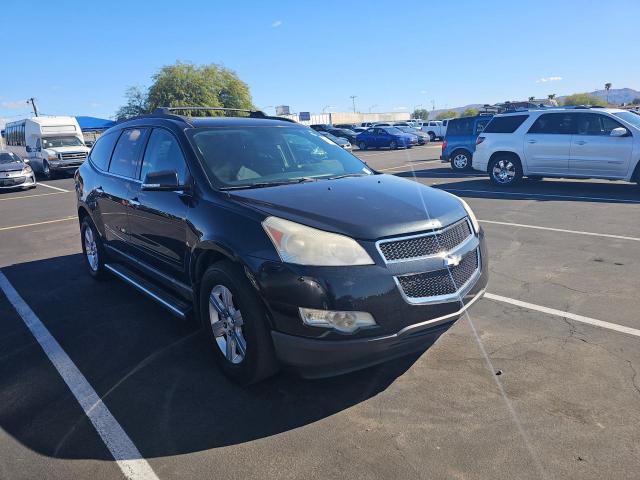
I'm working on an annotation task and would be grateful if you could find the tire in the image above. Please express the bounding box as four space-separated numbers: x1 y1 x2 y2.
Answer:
40 160 55 180
451 150 472 171
80 217 109 280
389 140 398 150
358 141 367 151
199 260 279 385
428 132 436 142
488 154 523 186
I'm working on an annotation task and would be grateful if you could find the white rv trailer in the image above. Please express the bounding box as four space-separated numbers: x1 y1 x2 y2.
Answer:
3 116 90 178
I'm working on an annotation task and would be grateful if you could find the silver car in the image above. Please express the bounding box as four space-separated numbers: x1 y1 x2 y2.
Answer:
0 151 36 190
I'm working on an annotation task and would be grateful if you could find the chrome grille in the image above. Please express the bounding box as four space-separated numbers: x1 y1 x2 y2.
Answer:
378 218 472 262
396 249 479 299
59 152 87 161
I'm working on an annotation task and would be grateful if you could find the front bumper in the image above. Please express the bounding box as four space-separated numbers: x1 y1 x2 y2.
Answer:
49 160 84 171
250 230 489 377
0 174 36 189
272 288 485 378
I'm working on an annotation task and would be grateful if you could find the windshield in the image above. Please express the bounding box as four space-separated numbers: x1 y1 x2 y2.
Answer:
0 152 22 164
42 136 85 148
613 111 640 130
190 126 372 188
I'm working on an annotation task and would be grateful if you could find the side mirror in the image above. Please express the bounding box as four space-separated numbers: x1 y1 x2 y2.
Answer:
26 146 32 153
610 127 628 137
141 170 180 191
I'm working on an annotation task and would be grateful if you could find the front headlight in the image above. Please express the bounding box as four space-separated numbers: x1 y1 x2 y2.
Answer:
48 153 58 160
262 216 374 266
22 165 33 174
299 308 376 333
460 199 480 234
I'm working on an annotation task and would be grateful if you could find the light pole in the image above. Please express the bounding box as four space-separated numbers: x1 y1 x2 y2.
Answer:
27 97 39 117
412 104 423 119
349 95 357 113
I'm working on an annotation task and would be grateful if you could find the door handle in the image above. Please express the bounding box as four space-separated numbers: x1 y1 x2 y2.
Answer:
527 140 537 144
575 140 586 145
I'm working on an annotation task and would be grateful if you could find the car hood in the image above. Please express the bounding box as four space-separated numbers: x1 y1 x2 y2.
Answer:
227 174 466 240
0 161 24 172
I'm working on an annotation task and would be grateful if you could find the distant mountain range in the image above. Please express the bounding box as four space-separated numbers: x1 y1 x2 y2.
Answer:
428 88 640 119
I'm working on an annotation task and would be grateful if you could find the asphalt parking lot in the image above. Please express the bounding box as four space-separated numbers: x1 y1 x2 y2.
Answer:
1 142 639 480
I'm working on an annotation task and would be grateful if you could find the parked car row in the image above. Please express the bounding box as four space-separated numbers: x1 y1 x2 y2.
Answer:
311 123 430 150
441 106 640 186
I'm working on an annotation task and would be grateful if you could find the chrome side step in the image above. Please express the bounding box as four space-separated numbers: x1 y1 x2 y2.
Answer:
105 263 191 319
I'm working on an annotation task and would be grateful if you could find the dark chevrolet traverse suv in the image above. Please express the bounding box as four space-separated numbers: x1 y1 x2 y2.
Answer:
75 107 488 384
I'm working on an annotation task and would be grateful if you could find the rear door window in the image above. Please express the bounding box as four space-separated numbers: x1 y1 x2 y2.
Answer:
109 128 149 178
88 130 120 171
527 113 576 135
475 119 490 134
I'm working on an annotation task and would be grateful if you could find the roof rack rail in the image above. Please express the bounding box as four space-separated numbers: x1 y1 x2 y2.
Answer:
152 106 298 123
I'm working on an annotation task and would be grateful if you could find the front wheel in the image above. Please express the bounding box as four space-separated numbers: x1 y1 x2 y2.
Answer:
199 261 279 385
428 132 436 142
389 140 398 150
488 156 523 186
451 150 472 171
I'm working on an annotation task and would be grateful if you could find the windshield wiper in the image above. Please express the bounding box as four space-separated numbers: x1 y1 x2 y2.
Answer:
325 173 368 180
219 177 317 191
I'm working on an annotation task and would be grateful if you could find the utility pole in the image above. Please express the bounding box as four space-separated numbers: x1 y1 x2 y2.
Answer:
349 95 357 113
27 97 39 117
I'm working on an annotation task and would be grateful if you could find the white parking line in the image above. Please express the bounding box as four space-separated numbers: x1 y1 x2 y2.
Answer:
0 216 76 232
37 182 70 193
440 188 640 204
485 292 640 338
377 159 440 171
480 219 640 242
0 191 69 202
0 272 160 480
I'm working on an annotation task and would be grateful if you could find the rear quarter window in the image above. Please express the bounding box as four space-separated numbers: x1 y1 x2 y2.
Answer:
446 118 474 136
483 115 529 133
88 130 120 171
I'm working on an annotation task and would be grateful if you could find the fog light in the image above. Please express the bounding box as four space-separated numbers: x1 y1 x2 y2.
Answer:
298 308 376 333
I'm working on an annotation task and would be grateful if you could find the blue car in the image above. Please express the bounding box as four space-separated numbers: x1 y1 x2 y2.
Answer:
440 115 493 171
356 126 415 150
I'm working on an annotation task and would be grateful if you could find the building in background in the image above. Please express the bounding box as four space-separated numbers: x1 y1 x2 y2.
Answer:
75 116 115 146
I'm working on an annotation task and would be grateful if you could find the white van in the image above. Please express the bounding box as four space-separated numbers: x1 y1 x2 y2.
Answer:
4 116 90 178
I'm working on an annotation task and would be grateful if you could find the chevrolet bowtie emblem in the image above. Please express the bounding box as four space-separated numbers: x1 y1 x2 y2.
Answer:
443 253 462 268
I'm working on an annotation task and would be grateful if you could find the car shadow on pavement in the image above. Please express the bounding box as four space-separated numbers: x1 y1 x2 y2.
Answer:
0 254 422 460
396 170 640 203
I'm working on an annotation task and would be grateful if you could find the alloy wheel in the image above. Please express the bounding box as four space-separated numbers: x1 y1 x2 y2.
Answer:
84 227 99 272
492 159 516 184
208 285 247 364
453 153 469 169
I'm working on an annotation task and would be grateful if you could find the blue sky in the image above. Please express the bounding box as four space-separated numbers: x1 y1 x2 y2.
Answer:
1 0 639 124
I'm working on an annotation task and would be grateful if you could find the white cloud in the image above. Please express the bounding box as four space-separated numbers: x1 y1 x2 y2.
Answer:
1 100 28 109
419 90 427 94
536 76 563 83
271 20 282 28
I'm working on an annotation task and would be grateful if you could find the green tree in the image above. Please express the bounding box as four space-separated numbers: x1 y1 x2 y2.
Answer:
115 86 149 121
561 93 606 107
528 96 535 102
547 93 556 100
632 98 640 105
412 108 430 120
116 61 254 120
461 107 479 117
435 110 459 120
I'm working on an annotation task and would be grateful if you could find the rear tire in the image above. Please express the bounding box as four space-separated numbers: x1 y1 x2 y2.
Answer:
451 150 472 171
199 261 279 385
428 132 436 142
80 217 108 280
389 140 398 150
488 154 523 186
358 141 367 151
41 161 52 180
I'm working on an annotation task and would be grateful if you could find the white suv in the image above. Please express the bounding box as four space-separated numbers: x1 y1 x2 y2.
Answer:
472 107 640 186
